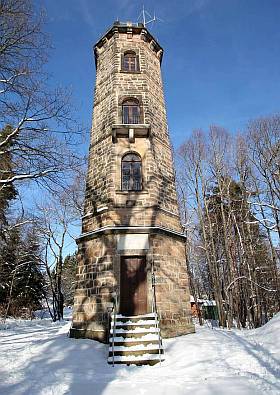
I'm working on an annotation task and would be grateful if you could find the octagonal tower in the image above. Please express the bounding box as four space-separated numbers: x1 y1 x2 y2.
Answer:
70 22 194 342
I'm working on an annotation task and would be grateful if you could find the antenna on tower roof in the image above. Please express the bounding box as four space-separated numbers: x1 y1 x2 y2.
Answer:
137 5 163 28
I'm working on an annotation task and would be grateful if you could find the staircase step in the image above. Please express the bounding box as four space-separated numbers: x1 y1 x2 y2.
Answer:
112 324 158 331
108 353 164 365
109 349 163 357
109 340 159 347
108 313 163 366
111 320 158 327
110 327 159 334
113 315 157 324
109 343 163 356
109 333 159 344
115 313 156 320
109 333 159 341
109 331 160 339
109 343 163 351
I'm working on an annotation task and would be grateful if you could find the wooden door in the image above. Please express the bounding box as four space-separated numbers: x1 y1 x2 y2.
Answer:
120 256 147 316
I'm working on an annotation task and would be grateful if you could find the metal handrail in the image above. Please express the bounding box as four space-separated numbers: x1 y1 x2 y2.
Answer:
111 292 118 367
151 264 162 365
122 114 141 124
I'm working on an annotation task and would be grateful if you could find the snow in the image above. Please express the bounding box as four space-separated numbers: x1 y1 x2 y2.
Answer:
108 344 163 352
110 327 159 334
112 320 158 326
115 313 156 318
248 314 280 353
0 310 280 395
109 333 159 342
189 296 216 306
107 353 164 362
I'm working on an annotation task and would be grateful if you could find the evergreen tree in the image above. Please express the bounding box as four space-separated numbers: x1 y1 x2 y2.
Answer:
61 253 77 306
203 178 275 327
0 228 20 314
0 226 46 318
0 125 17 240
14 230 45 314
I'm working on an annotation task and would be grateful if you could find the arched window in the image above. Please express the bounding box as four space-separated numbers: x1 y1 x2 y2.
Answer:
122 99 140 124
122 51 139 72
122 153 142 191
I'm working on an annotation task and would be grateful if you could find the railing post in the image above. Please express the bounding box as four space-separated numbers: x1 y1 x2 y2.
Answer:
151 262 162 365
111 291 118 367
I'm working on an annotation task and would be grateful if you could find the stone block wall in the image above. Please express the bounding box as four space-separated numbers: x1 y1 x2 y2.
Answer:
70 23 194 342
83 25 180 227
71 234 118 342
149 233 194 337
71 230 194 342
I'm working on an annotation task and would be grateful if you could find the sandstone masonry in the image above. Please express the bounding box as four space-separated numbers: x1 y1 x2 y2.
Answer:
70 22 194 342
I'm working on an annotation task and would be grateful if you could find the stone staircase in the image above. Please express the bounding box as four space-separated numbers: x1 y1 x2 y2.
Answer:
108 312 164 365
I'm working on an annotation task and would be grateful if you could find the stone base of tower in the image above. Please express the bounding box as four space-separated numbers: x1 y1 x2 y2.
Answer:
69 326 107 342
70 229 195 343
70 233 116 343
151 232 195 337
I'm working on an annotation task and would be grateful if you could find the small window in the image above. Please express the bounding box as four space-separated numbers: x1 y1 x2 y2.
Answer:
122 51 139 72
122 99 140 124
122 153 142 191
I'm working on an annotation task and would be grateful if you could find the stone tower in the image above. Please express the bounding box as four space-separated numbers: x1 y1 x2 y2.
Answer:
70 22 194 342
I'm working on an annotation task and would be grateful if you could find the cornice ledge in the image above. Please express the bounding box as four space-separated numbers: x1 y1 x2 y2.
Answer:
77 225 186 242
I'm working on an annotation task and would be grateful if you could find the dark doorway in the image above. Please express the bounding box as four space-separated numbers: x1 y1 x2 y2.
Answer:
120 256 147 316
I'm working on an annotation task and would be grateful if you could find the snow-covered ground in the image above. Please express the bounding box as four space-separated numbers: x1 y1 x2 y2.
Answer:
0 310 279 395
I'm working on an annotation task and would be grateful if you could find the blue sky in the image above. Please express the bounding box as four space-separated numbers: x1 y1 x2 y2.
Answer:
41 0 280 148
31 0 280 255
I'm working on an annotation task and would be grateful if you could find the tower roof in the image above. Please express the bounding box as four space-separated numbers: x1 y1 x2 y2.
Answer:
94 21 163 64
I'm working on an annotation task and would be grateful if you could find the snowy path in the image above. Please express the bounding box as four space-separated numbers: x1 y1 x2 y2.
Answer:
0 314 279 395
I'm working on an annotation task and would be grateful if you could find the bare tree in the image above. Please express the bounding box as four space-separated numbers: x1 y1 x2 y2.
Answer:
0 0 83 193
0 1 87 321
178 129 227 327
35 167 85 321
245 116 280 311
246 116 280 238
177 120 280 329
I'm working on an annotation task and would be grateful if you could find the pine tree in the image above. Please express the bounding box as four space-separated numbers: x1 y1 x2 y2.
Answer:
0 228 20 315
203 177 275 327
0 226 46 318
61 253 77 306
0 126 17 241
14 230 45 315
